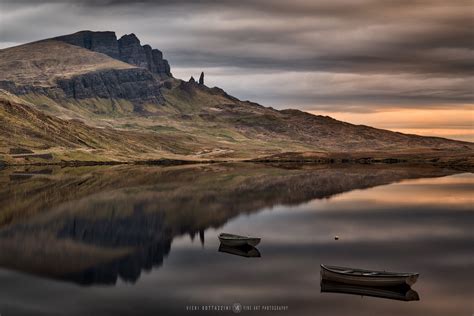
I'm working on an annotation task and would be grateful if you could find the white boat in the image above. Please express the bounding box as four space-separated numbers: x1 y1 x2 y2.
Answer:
218 233 261 247
321 264 419 286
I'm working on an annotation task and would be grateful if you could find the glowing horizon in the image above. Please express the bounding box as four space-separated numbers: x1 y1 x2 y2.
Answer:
309 107 474 142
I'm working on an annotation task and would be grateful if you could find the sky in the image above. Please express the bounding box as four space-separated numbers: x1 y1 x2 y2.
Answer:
0 0 473 141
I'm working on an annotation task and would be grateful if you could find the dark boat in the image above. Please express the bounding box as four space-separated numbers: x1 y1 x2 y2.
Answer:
321 280 420 301
218 233 261 247
321 264 419 286
218 244 261 258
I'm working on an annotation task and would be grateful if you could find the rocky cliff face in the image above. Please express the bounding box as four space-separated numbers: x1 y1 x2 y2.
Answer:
0 80 50 96
56 68 164 103
54 31 120 59
54 31 172 78
1 68 164 105
118 34 171 78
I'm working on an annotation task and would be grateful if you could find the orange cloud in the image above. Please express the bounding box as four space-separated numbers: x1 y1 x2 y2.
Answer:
310 107 474 142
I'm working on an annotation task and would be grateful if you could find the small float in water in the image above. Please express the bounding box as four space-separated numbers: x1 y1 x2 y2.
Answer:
320 264 419 287
218 233 261 247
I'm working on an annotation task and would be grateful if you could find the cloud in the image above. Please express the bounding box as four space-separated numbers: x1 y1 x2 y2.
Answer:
0 0 472 114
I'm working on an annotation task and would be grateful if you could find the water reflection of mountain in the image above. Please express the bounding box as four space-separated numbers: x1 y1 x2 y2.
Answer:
64 238 172 285
0 163 461 285
56 213 173 285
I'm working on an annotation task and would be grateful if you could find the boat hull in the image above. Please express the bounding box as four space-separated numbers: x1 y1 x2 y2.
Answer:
321 265 419 287
218 233 261 247
218 237 261 247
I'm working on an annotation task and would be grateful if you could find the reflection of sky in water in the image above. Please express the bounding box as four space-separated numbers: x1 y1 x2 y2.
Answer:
0 171 472 316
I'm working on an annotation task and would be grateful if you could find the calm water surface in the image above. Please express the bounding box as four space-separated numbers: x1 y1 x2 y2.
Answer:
0 163 472 316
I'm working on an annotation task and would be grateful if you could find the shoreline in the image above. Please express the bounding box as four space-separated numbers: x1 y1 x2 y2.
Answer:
1 156 472 172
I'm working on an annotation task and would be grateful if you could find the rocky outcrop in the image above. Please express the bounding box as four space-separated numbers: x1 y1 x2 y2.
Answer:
54 31 172 78
177 76 198 94
150 48 171 77
117 34 148 69
56 68 164 103
199 72 204 85
0 80 51 96
118 35 171 78
54 31 120 59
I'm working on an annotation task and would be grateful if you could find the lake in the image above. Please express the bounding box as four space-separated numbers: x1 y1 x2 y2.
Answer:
0 163 472 315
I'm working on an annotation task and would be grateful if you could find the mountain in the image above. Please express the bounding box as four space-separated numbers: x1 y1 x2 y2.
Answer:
54 31 171 78
0 31 472 166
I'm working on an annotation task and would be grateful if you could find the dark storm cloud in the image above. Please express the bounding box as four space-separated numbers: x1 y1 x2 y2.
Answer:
0 0 472 111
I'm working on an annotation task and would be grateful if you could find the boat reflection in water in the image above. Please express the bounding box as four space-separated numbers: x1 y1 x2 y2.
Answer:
218 244 261 258
320 280 420 302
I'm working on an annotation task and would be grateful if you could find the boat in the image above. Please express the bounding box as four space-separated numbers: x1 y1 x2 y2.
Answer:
321 280 420 301
218 244 261 258
320 264 419 286
218 233 261 247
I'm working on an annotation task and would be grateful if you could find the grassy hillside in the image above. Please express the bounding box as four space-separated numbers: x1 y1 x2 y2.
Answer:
0 91 201 163
0 40 135 86
0 35 472 165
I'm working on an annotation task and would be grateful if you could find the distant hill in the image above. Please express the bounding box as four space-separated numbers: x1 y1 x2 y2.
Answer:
0 31 472 166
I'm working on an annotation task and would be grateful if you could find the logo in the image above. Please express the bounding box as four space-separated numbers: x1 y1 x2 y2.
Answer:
232 303 242 314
